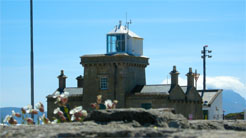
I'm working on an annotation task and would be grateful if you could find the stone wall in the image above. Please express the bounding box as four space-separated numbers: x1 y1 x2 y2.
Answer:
80 54 149 111
47 95 83 120
126 94 203 119
126 94 170 108
166 100 202 119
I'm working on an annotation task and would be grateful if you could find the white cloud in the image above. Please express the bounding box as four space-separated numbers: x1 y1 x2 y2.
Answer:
162 76 246 99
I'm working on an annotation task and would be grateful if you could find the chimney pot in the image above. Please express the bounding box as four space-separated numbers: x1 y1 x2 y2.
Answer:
61 70 64 75
173 66 176 71
189 67 192 73
170 65 179 88
76 75 84 88
57 70 67 92
186 68 194 88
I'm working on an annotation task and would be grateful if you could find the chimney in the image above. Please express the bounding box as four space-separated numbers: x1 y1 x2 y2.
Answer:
76 75 84 88
186 67 194 88
57 70 67 92
170 65 179 88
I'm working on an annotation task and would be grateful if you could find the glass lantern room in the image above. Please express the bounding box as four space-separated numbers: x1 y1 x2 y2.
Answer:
106 21 143 56
107 34 126 53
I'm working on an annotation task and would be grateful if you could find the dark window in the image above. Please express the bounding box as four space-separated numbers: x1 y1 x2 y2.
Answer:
100 77 108 90
141 103 152 109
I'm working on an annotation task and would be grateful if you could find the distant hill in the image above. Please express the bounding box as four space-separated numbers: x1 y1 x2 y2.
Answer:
0 107 47 124
223 89 246 114
225 112 244 120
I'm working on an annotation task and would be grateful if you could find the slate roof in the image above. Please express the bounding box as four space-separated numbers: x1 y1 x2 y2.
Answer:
198 89 223 106
47 87 83 98
64 87 83 95
180 86 188 93
132 84 172 94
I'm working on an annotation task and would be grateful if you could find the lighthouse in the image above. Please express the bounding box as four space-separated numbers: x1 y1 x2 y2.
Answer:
47 21 205 120
80 21 149 110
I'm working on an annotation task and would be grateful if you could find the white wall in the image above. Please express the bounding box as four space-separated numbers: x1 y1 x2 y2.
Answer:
127 37 143 56
208 92 223 120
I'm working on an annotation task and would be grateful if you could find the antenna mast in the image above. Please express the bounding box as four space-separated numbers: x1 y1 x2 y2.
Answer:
125 12 132 31
126 12 127 26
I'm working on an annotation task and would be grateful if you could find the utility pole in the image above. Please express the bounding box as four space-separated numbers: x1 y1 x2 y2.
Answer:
30 0 34 119
201 45 212 98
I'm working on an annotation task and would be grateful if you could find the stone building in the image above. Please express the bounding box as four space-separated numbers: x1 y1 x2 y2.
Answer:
47 21 203 119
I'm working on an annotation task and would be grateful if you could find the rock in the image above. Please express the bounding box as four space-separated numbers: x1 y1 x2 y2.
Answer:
189 120 246 131
189 120 225 130
224 120 246 131
1 122 246 138
1 109 246 138
85 108 188 128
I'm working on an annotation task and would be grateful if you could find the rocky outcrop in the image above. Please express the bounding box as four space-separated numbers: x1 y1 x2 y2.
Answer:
86 108 188 128
1 108 246 138
189 120 246 131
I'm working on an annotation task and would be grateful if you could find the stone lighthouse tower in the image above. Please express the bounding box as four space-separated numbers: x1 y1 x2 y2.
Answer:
80 21 149 111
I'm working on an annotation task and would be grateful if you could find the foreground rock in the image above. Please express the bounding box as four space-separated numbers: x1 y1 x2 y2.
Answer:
1 108 246 138
1 121 246 138
86 108 188 128
189 120 246 131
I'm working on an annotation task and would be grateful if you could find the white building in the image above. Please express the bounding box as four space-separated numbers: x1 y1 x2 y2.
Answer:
198 89 223 120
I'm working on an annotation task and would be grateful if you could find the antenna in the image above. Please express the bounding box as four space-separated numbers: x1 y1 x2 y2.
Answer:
125 13 132 30
126 12 127 25
126 19 132 32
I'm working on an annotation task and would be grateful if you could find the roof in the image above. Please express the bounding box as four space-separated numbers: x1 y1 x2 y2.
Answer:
64 87 83 95
81 53 129 58
132 84 171 95
47 87 83 98
198 89 223 106
107 25 142 39
180 86 188 93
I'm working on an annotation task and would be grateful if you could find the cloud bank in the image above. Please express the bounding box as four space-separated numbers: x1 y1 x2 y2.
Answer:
162 76 246 99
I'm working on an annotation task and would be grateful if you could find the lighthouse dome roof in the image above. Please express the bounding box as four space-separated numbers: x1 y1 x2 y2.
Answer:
107 24 142 39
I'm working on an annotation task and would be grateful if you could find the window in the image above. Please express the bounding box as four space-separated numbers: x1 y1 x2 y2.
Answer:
141 103 152 109
107 34 125 53
100 77 108 90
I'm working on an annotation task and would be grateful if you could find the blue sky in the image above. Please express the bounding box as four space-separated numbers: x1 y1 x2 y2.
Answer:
1 0 245 108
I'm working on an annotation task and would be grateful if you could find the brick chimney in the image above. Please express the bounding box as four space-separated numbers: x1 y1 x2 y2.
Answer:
76 75 84 88
186 67 194 88
57 70 67 92
170 65 179 88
